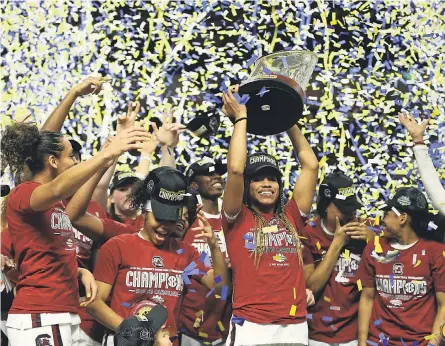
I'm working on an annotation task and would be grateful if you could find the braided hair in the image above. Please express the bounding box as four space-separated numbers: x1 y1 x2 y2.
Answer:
243 174 304 267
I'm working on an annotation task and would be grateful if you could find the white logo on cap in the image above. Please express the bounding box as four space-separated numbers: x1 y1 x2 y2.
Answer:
397 196 411 206
147 180 155 192
250 155 276 165
159 188 185 202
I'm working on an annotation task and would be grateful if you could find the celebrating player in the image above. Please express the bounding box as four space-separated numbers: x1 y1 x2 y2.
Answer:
221 88 318 345
1 121 149 345
301 173 373 345
179 158 231 346
78 167 230 345
357 187 445 345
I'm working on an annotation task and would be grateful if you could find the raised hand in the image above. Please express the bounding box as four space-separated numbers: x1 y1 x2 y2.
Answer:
332 217 350 247
140 132 159 154
103 127 151 159
72 76 110 97
118 101 140 132
193 211 218 249
398 112 429 143
306 288 315 307
222 86 247 121
344 221 373 241
152 110 186 148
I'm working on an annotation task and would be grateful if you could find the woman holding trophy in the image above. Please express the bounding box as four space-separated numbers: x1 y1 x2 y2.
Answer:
220 72 319 345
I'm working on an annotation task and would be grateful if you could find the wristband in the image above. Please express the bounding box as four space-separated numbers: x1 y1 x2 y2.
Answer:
413 140 425 146
234 117 247 125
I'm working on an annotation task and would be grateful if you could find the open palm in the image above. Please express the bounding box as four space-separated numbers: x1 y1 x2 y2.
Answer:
398 112 428 142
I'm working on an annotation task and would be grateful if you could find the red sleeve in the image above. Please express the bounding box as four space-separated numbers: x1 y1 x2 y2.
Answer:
284 198 305 232
8 182 41 213
93 237 122 285
101 218 137 240
221 204 246 233
87 200 107 219
357 242 375 288
1 228 14 258
431 243 445 292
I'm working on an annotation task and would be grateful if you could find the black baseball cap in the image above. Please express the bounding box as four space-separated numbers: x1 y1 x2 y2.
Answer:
244 153 282 178
114 304 168 346
184 157 227 183
384 187 428 215
110 172 141 193
145 167 187 221
319 173 362 214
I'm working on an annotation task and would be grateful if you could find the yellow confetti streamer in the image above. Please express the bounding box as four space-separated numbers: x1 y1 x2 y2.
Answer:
414 259 421 267
316 241 321 251
199 331 209 338
289 305 297 316
324 296 331 303
293 287 296 300
343 249 350 261
374 236 383 254
217 321 225 332
357 279 363 291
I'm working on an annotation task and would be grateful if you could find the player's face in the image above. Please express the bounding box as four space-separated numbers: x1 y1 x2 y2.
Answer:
193 173 224 199
325 203 357 226
173 206 189 239
53 137 77 176
155 328 173 346
110 184 134 214
249 172 279 208
146 211 178 246
382 209 402 237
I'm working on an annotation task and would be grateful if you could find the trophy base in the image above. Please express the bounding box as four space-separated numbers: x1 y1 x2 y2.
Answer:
238 76 304 135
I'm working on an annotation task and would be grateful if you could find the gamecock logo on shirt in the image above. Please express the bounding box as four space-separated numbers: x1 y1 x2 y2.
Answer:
35 334 53 346
393 263 404 275
152 256 164 268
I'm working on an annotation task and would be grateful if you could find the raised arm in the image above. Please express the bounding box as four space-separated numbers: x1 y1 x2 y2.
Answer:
221 88 247 218
134 134 158 179
30 128 150 212
286 125 319 215
399 112 445 215
305 218 349 295
193 212 231 294
41 76 106 132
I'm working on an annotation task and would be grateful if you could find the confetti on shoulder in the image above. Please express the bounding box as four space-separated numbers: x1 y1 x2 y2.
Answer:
176 249 184 254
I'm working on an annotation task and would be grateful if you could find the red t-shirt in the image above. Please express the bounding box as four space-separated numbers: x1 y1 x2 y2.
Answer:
1 227 14 259
222 198 307 324
301 218 366 342
358 237 445 344
7 182 79 314
94 232 207 337
73 201 107 270
179 213 232 341
101 217 138 240
74 201 107 342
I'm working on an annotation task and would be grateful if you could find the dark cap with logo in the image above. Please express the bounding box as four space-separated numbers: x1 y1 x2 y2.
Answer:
244 153 282 178
185 158 227 183
114 304 168 346
110 172 141 193
384 187 428 214
145 167 187 221
319 173 362 215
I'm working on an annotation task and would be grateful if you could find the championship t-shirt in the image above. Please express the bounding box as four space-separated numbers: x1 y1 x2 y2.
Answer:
7 182 79 314
301 218 366 342
106 213 145 230
222 198 307 324
94 233 208 337
179 212 232 342
357 237 445 344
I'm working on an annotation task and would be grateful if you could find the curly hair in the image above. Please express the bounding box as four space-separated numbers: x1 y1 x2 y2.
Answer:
129 179 151 211
1 122 64 181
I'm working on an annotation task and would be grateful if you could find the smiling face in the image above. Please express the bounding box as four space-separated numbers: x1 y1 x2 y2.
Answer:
145 212 179 246
192 173 224 200
248 170 280 211
110 183 136 216
173 206 189 239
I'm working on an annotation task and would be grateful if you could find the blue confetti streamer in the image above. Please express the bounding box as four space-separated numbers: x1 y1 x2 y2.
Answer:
220 285 228 301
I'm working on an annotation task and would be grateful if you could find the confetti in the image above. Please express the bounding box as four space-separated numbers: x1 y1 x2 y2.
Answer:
121 302 131 307
289 305 297 316
176 249 185 255
357 279 363 291
316 241 321 251
330 306 340 311
231 316 245 326
374 319 382 326
199 332 208 338
374 236 383 254
293 287 296 299
257 87 269 97
324 296 331 303
214 275 222 284
2 0 444 227
217 321 225 332
306 313 313 319
220 285 228 301
322 316 333 323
